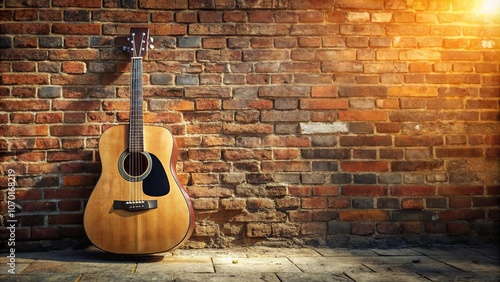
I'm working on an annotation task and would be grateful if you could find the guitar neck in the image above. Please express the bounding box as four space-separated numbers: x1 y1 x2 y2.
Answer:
129 57 144 152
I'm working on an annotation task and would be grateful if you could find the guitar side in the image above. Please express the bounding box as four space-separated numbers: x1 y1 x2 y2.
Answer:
84 125 194 254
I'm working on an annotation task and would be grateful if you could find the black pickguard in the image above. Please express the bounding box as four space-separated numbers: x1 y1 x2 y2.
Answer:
142 153 170 196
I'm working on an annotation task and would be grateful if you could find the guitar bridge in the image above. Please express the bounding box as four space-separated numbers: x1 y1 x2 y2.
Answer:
113 200 157 211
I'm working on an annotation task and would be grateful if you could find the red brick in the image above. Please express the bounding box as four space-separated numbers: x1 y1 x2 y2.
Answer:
288 186 312 196
48 213 83 225
274 148 299 160
31 227 61 239
441 51 481 61
244 50 289 61
221 198 246 210
58 200 82 211
402 198 424 209
63 175 97 186
328 198 351 209
335 0 384 9
301 222 327 235
247 223 272 237
0 125 49 136
22 201 57 212
447 222 471 234
395 136 443 146
289 210 312 222
47 151 93 162
0 23 50 35
341 185 387 196
36 138 59 149
53 0 100 7
53 100 101 111
340 161 388 172
50 125 100 136
487 186 500 195
439 210 485 221
10 113 34 123
473 197 500 207
290 0 335 9
425 222 447 233
16 152 47 163
49 49 99 61
248 11 273 23
310 86 338 97
340 136 392 146
377 222 401 234
391 186 436 196
402 222 424 234
300 99 348 110
61 226 85 238
339 210 389 221
302 197 327 209
313 186 338 196
376 123 400 133
298 37 322 47
435 148 483 158
1 74 49 85
262 161 310 172
192 198 218 210
62 62 86 74
438 186 484 196
386 25 429 36
351 223 374 235
339 110 388 121
93 10 149 22
449 197 472 208
52 23 100 35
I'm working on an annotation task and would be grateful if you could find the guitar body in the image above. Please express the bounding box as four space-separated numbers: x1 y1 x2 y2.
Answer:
84 125 194 254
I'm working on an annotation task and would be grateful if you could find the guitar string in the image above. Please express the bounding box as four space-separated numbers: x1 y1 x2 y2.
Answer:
129 35 134 204
138 32 145 204
131 34 138 204
132 32 146 204
128 32 147 204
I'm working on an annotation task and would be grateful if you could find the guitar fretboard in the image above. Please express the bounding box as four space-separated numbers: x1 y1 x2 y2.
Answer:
129 57 144 152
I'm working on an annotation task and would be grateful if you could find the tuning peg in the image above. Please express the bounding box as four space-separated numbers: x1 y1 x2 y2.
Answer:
149 44 155 49
150 37 154 43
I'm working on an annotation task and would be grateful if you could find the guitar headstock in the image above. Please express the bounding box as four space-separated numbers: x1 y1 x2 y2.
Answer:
124 28 154 58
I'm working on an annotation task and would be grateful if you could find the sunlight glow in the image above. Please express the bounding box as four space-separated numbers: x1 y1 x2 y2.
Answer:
480 0 500 14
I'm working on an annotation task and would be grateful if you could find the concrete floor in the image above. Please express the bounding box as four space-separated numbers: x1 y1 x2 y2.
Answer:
1 245 499 281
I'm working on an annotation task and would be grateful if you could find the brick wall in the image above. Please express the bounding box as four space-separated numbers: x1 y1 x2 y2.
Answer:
1 0 499 249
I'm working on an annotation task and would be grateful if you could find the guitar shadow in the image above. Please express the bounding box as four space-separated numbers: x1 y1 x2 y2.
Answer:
15 246 166 263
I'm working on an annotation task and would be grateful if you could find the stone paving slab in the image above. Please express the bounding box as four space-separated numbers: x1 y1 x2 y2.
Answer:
360 255 465 281
0 273 81 281
78 273 173 281
277 272 352 282
345 272 430 282
288 256 373 273
432 255 500 273
135 256 214 273
172 273 280 282
370 248 422 256
19 260 134 275
313 248 378 257
213 257 302 273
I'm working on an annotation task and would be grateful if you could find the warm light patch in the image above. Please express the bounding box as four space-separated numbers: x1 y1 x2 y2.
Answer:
480 0 500 13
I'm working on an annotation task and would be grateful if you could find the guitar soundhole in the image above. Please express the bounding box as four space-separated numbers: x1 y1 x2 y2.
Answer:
124 152 149 177
118 151 153 182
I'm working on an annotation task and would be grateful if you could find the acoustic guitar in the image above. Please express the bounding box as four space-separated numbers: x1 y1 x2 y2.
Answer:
84 28 195 254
